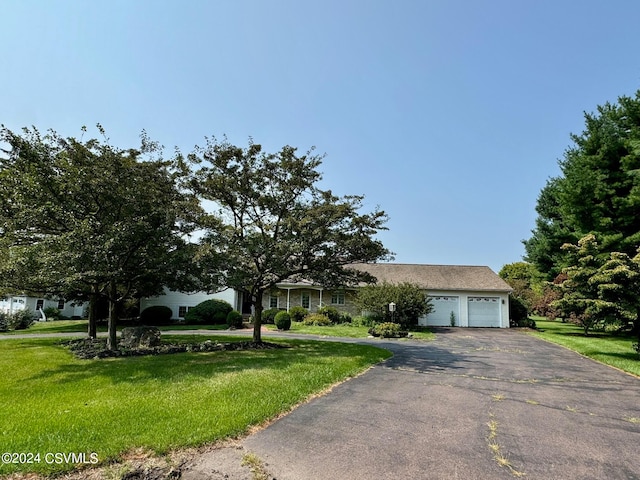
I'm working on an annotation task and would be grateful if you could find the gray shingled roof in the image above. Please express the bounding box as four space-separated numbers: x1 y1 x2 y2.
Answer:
351 263 512 292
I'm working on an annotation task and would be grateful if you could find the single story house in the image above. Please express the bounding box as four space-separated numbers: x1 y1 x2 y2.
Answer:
0 295 85 319
263 263 512 328
6 264 511 328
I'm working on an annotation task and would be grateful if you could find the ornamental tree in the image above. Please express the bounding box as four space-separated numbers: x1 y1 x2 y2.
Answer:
591 249 640 337
192 138 392 342
553 234 616 335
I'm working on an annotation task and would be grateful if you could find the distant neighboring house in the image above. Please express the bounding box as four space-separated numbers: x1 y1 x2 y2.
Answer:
140 287 241 321
0 295 85 319
263 263 513 328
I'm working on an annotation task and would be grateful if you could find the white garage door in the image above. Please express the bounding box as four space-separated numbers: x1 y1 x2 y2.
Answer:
468 297 500 327
420 296 459 326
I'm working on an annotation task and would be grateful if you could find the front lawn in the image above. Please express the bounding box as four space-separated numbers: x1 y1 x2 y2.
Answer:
0 320 232 336
1 320 436 341
265 321 435 340
0 335 391 476
528 318 640 376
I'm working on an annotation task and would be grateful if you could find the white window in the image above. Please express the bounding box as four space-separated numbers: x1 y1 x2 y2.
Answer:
269 295 278 308
331 292 345 305
178 306 187 318
301 292 310 309
57 299 65 309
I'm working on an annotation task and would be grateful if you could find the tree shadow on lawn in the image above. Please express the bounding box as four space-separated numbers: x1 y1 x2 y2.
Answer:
588 350 640 362
23 339 383 386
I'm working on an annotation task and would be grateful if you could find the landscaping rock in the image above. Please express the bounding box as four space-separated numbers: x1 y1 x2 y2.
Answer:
121 326 162 349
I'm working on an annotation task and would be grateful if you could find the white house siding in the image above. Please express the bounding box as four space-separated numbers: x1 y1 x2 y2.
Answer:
140 288 240 320
0 296 85 319
420 291 510 328
0 297 28 314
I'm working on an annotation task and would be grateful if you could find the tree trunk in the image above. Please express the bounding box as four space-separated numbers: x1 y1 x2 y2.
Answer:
253 291 263 343
106 280 118 351
87 283 99 339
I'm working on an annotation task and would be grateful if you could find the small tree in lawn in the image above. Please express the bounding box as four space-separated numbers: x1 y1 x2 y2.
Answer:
193 138 392 342
552 234 614 335
590 249 640 338
354 282 432 329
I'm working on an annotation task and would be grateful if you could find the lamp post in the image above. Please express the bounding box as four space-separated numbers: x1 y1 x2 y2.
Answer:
389 302 396 324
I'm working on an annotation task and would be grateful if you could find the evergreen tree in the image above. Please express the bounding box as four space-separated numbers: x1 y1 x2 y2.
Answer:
524 91 640 279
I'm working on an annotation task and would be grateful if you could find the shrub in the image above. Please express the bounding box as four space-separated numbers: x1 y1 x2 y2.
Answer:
509 296 531 328
184 299 233 325
140 305 173 325
317 306 341 323
338 311 352 324
355 282 433 329
43 307 62 320
288 306 308 323
274 311 292 330
368 322 408 338
7 310 34 330
351 315 377 327
226 310 244 329
260 308 281 324
302 313 332 326
0 312 7 332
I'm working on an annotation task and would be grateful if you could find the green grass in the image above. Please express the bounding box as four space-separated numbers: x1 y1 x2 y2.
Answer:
0 320 232 336
0 319 94 335
2 320 435 341
529 317 640 376
265 321 435 340
0 335 391 476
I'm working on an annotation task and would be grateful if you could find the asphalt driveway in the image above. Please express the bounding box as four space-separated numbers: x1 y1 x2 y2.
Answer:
219 328 640 480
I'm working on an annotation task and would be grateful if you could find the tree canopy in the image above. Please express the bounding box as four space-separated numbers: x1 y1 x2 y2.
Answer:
0 125 201 348
524 91 640 279
192 138 392 342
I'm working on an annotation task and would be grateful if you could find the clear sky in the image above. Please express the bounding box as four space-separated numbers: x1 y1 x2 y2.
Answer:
2 0 640 273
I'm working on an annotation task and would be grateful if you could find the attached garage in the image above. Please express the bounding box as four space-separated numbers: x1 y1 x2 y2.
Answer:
352 263 513 328
420 296 459 326
467 297 501 328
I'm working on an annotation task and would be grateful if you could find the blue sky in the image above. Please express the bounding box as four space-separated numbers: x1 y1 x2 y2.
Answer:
2 0 640 273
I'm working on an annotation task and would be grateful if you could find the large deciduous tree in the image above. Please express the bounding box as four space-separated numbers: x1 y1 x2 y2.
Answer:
524 91 640 279
192 138 392 342
0 125 201 349
498 261 543 312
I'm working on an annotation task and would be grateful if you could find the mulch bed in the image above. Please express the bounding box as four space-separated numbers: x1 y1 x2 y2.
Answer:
60 337 289 360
